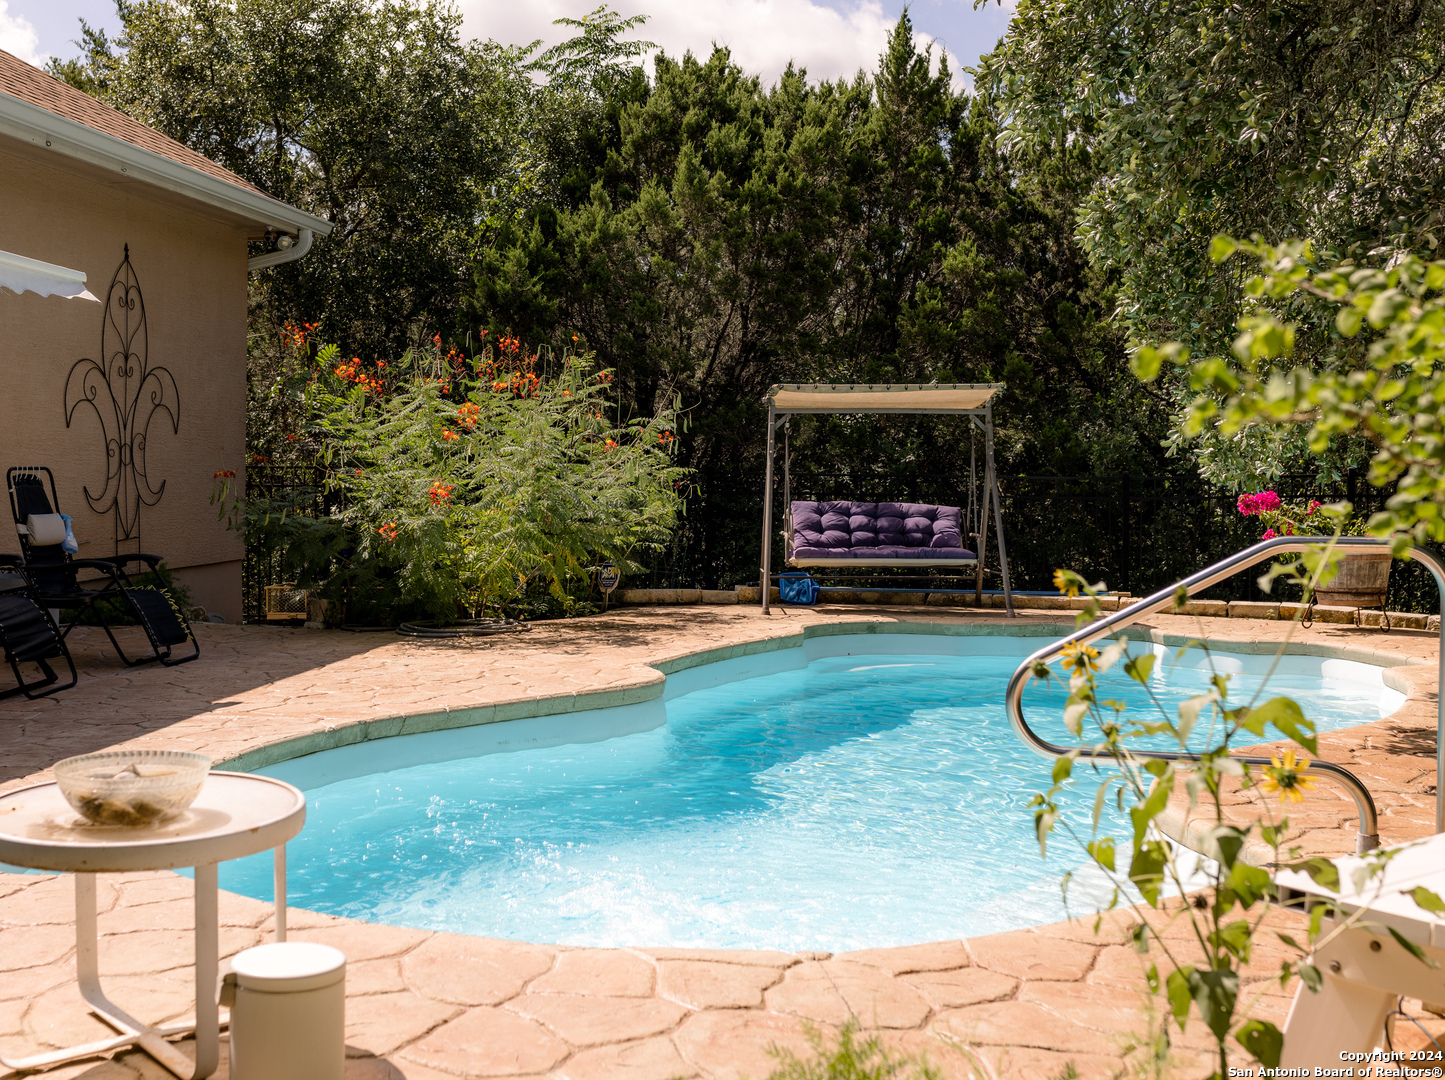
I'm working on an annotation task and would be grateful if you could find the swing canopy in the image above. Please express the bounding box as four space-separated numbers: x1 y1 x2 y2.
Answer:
758 383 1015 614
767 383 1002 414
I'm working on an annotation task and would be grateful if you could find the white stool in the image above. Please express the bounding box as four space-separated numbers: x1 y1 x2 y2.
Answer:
222 942 346 1080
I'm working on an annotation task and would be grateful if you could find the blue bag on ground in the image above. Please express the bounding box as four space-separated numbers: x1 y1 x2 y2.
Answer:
778 572 819 605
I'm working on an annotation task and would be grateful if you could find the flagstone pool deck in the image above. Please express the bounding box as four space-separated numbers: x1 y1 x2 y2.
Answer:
1 604 1442 1079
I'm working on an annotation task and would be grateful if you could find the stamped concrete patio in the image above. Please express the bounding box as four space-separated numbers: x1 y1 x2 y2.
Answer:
1 604 1442 1079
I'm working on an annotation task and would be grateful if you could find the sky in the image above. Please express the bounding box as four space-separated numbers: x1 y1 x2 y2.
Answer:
1 0 1015 86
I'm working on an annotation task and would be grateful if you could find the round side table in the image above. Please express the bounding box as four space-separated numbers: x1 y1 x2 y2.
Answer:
0 772 305 1079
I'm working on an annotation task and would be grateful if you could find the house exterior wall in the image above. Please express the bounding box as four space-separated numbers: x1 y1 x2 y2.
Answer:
0 141 250 621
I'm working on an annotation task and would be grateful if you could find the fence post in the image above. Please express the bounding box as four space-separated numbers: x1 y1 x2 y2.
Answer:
1122 474 1133 594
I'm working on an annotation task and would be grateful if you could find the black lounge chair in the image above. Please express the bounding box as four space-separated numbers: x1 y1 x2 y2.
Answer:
6 466 199 667
0 556 77 699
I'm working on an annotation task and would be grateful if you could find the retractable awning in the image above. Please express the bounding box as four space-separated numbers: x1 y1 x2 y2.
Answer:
0 249 99 302
766 383 1003 415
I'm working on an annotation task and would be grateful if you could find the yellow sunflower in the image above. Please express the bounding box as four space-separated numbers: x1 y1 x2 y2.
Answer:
1061 641 1100 676
1260 749 1316 804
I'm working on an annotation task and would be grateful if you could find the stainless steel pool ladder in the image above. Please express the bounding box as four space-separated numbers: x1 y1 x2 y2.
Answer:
1004 536 1445 855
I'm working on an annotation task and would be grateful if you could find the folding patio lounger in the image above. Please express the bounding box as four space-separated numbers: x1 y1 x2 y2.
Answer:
0 556 77 699
7 466 199 667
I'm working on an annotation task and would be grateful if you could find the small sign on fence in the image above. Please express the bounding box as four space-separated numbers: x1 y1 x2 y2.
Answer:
599 565 620 593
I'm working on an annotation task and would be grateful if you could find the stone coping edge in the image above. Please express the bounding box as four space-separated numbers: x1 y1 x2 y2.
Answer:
217 617 1433 777
622 586 1442 630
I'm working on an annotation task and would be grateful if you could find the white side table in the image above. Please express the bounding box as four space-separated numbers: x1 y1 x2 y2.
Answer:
1276 832 1445 1067
0 772 305 1079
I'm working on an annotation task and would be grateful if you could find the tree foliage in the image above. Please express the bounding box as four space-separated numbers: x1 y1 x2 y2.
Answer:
58 1 1196 590
53 0 518 358
471 12 1151 586
1138 236 1445 546
978 0 1445 485
217 333 687 621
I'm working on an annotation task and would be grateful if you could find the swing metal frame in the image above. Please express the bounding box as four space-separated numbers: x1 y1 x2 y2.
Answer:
758 383 1015 616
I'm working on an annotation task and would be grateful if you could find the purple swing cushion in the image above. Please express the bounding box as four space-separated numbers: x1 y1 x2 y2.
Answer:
790 501 976 560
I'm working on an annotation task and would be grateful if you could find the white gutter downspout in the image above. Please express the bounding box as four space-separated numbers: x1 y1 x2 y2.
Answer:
247 227 314 271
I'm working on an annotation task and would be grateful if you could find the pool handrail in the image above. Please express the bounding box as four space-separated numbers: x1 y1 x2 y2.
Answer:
1004 536 1445 856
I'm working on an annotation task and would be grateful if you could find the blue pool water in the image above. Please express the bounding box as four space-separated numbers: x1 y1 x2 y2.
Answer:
223 640 1401 951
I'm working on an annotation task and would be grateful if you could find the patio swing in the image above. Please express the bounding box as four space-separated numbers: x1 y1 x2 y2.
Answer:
758 383 1015 616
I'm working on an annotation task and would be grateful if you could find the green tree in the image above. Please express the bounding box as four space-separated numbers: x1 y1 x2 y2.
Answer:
978 0 1445 485
1137 236 1445 546
471 14 1151 588
53 0 518 364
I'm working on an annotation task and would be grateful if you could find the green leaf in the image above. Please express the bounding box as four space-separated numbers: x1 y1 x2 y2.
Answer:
1063 700 1089 737
1210 918 1254 962
1388 926 1440 968
1200 823 1248 870
1165 967 1193 1029
1129 838 1169 907
1092 778 1113 832
1276 932 1304 953
1123 652 1155 685
1287 857 1340 892
1052 755 1074 784
1210 235 1239 263
1130 773 1173 847
1226 861 1272 908
1145 963 1160 993
1408 886 1445 915
1131 920 1151 953
1188 968 1239 1040
1335 305 1363 337
1298 962 1322 992
1087 838 1116 872
1034 805 1057 856
1130 345 1163 382
1234 705 1266 737
1250 697 1318 754
1236 1019 1283 1068
1176 693 1213 744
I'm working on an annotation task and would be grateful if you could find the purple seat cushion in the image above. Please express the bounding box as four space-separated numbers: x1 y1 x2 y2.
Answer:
790 501 974 559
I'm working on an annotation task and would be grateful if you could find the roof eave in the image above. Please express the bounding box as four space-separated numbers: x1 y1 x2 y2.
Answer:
0 91 333 237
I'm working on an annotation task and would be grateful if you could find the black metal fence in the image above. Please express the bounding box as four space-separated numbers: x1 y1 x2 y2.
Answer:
991 472 1435 610
241 465 336 621
647 467 1437 613
241 465 1440 619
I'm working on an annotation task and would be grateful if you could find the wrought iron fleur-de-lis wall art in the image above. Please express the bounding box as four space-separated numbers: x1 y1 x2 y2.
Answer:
64 245 180 549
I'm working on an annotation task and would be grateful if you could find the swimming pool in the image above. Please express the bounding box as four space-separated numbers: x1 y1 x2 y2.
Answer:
229 632 1406 952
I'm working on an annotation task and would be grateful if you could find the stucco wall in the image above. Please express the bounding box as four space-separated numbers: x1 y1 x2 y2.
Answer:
0 142 249 621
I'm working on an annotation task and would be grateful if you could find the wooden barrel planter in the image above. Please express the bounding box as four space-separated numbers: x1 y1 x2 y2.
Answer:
1313 551 1392 608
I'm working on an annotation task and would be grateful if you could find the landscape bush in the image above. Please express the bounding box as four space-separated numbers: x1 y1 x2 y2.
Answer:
216 331 688 623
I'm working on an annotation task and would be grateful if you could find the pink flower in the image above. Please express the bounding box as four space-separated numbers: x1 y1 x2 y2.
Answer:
1237 491 1282 517
1307 500 1321 515
1262 527 1277 540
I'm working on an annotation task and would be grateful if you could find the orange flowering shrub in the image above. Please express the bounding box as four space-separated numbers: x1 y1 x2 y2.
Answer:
296 336 689 619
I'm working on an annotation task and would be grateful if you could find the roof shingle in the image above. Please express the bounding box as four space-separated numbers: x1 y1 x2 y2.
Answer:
0 48 270 198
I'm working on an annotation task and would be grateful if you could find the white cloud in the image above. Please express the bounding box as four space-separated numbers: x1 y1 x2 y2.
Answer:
0 0 44 67
458 0 958 87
